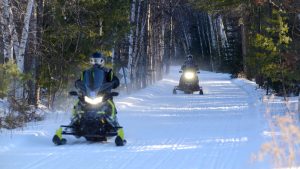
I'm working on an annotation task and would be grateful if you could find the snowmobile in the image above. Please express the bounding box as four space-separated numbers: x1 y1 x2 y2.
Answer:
52 69 126 146
173 67 204 95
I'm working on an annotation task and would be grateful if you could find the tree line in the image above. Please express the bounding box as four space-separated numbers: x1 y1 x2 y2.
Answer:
0 0 299 128
190 0 300 96
0 0 219 108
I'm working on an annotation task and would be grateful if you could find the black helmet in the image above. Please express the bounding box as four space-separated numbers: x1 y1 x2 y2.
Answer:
90 52 105 66
186 54 193 60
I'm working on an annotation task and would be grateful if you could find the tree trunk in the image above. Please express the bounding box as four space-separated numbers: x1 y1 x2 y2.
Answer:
158 0 165 80
26 2 37 105
239 18 247 74
179 11 190 54
141 22 147 88
166 13 173 74
34 0 44 107
213 15 221 70
0 0 13 62
132 0 142 88
17 0 34 73
200 12 208 56
147 1 154 85
196 14 204 58
127 0 136 89
206 14 214 71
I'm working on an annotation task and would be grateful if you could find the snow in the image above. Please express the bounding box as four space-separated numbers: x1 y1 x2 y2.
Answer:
0 66 298 169
0 98 9 117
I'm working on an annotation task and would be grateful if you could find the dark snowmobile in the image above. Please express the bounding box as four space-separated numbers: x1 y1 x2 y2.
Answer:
173 67 203 95
52 69 126 146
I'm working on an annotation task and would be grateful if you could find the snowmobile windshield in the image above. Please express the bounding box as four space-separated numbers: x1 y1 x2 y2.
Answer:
183 66 198 72
82 68 108 92
181 62 198 72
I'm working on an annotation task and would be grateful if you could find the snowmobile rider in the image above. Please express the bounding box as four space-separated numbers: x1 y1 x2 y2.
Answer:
178 54 199 89
72 51 120 122
53 52 125 144
181 54 199 71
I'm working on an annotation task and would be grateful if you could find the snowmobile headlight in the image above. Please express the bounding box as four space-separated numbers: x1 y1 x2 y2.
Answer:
184 72 195 80
84 96 103 105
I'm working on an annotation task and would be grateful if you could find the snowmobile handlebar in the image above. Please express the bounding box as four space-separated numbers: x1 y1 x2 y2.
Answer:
179 70 200 74
69 88 119 101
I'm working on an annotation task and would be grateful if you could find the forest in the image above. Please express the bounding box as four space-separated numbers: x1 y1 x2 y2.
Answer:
0 0 300 127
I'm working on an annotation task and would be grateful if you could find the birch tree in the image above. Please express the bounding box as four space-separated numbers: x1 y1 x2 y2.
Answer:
0 0 34 73
17 0 34 73
128 0 136 85
0 0 13 62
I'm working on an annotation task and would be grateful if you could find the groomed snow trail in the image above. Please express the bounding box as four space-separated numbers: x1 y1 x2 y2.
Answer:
0 66 269 169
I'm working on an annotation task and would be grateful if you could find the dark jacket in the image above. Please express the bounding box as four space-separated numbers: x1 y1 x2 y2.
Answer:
79 65 120 89
181 60 198 71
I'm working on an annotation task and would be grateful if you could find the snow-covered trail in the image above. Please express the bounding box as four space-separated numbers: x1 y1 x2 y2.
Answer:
0 66 269 169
